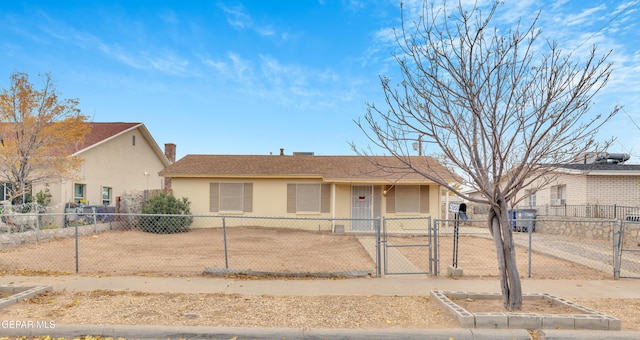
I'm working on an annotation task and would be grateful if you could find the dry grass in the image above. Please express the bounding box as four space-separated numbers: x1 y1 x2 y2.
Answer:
1 289 639 331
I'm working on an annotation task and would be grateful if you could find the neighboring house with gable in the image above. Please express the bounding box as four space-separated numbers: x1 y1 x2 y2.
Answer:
513 153 640 209
25 122 174 213
465 153 640 219
158 152 457 231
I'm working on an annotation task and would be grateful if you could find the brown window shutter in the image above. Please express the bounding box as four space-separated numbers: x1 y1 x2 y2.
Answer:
209 183 219 212
420 185 430 213
287 183 296 213
385 185 395 213
320 184 331 213
243 183 253 212
373 186 382 217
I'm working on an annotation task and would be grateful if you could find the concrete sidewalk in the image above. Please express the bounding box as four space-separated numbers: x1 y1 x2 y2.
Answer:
2 274 640 339
3 274 640 299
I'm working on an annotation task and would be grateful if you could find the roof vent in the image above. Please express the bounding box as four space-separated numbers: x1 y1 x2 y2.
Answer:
579 152 630 164
293 152 314 156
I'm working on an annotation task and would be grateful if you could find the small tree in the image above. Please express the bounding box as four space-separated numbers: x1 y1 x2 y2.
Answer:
139 193 193 234
356 1 618 310
0 72 90 203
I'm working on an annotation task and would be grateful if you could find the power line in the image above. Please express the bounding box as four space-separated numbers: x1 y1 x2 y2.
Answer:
572 0 639 52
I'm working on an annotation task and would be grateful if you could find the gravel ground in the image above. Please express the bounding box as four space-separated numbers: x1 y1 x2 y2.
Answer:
1 288 639 331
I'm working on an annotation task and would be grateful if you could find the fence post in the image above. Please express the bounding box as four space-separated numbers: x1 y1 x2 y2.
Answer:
36 208 40 242
527 221 533 278
92 206 97 233
432 219 438 276
222 216 229 269
75 216 79 274
613 220 621 280
376 216 382 277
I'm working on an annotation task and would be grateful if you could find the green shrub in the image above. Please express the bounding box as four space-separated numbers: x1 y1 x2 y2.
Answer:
138 193 193 234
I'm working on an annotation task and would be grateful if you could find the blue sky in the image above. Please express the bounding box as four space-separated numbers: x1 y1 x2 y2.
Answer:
0 0 639 161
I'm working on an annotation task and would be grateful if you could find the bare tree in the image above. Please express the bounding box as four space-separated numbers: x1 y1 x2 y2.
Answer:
0 72 90 204
355 1 619 310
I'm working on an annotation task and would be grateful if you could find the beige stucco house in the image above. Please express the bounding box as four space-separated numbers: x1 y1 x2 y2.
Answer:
159 153 457 231
30 122 173 213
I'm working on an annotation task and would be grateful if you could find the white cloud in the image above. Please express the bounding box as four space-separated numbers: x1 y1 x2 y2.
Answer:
201 51 358 109
147 52 190 75
201 52 254 84
564 4 607 26
159 10 179 24
219 3 283 38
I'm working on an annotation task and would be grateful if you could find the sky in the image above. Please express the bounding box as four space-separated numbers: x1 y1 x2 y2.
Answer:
0 0 639 161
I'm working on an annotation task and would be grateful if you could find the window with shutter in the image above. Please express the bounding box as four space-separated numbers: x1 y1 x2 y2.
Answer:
210 182 253 213
296 183 321 213
395 185 420 213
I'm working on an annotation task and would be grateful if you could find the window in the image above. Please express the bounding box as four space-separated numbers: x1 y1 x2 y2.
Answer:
220 183 244 212
526 189 536 207
74 183 86 204
296 184 321 213
209 183 253 213
395 185 420 213
287 183 331 214
385 185 430 214
0 183 8 201
550 185 566 205
102 187 112 206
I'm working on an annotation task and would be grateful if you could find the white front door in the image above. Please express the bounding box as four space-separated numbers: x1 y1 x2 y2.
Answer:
352 185 374 231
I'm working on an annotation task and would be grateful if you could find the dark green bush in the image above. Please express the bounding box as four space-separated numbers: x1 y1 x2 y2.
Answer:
138 193 193 234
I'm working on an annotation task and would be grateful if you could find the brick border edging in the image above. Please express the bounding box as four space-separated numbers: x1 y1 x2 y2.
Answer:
430 290 621 330
0 285 53 309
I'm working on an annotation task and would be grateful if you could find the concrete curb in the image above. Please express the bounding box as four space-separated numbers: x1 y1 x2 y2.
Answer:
0 324 534 339
3 324 640 339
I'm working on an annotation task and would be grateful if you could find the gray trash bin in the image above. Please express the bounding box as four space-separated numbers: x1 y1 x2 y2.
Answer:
515 209 536 232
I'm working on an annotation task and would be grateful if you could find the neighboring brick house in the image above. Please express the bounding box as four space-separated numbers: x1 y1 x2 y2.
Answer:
514 153 640 208
159 153 457 231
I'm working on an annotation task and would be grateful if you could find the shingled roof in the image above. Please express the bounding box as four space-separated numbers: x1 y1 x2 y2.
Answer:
159 154 457 184
70 122 141 154
556 163 640 173
72 122 170 166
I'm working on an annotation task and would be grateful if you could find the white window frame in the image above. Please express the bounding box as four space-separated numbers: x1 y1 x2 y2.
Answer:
550 185 566 206
102 186 112 206
74 183 86 204
526 189 536 207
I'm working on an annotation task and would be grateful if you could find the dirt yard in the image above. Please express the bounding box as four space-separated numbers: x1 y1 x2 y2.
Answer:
0 227 638 332
0 227 376 276
0 226 611 279
1 289 639 331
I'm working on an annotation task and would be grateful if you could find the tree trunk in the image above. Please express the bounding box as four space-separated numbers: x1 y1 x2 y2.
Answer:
488 200 523 310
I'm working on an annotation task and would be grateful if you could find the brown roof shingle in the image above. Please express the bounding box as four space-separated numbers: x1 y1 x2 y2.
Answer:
70 122 141 154
0 122 142 156
159 154 457 184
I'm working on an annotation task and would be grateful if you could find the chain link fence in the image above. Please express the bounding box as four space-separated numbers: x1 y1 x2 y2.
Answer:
615 220 640 279
0 213 378 277
434 218 624 279
1 211 636 280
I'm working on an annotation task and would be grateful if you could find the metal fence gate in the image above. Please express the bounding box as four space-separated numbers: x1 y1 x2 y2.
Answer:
380 216 434 275
614 220 640 279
